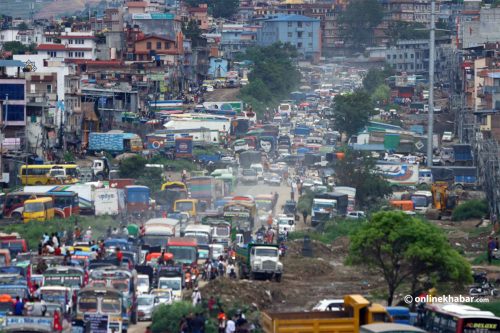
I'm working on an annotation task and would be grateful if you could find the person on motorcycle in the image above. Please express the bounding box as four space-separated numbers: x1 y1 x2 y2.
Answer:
279 242 287 257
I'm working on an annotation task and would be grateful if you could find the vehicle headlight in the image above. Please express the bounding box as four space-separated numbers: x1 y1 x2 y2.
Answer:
277 262 283 270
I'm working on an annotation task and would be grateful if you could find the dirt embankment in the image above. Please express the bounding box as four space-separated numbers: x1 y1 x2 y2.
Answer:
200 239 384 312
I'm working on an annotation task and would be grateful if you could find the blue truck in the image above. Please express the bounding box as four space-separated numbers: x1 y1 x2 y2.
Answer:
88 132 143 154
431 166 478 189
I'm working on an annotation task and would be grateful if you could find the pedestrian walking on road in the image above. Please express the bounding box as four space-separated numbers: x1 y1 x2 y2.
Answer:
488 236 495 264
192 287 202 307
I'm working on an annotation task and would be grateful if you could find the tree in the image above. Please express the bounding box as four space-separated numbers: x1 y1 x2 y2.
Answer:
348 211 472 306
339 0 383 47
330 90 373 138
151 301 202 333
333 149 392 208
362 67 394 95
371 84 391 104
2 41 29 55
386 22 427 45
297 190 314 221
185 0 239 19
119 155 147 178
17 22 29 31
182 19 202 45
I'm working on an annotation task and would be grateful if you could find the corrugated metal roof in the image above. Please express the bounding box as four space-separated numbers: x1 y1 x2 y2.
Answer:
264 14 320 22
0 60 25 67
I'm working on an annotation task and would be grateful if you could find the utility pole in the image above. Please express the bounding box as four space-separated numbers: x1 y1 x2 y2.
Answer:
427 0 436 167
0 94 6 186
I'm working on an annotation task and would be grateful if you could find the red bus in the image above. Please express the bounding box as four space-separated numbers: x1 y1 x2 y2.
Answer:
165 237 198 266
4 191 79 219
420 303 500 333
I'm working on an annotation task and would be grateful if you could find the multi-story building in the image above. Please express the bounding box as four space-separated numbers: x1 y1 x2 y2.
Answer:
219 24 258 60
188 4 209 31
380 0 441 23
36 28 97 60
256 14 321 61
0 61 27 144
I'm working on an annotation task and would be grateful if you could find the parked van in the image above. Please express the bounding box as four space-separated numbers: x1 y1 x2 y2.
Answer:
23 197 54 222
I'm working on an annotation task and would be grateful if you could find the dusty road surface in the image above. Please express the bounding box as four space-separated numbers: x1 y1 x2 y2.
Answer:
204 87 241 102
129 322 149 333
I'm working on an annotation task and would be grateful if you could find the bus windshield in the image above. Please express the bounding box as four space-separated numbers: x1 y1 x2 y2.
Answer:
158 279 181 291
176 202 193 212
184 233 209 245
168 246 196 263
24 202 45 213
102 297 121 313
78 296 98 313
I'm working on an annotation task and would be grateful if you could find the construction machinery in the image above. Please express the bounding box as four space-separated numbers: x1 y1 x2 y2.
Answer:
426 181 459 220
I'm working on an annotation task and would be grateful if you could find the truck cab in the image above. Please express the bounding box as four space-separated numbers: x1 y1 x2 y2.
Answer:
237 244 283 282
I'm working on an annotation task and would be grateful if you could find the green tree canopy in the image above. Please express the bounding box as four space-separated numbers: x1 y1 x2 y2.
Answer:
348 211 472 306
330 90 373 138
17 22 29 31
118 155 147 178
333 149 392 208
362 66 394 94
297 190 314 217
371 84 391 104
182 19 203 47
238 43 301 117
185 0 239 18
339 0 383 47
1 41 36 55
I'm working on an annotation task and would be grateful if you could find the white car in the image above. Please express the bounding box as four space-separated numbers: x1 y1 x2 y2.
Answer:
346 211 366 219
206 85 214 92
442 131 453 142
137 274 150 295
312 299 344 311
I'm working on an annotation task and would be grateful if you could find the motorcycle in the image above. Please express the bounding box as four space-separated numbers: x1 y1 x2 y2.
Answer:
469 282 499 297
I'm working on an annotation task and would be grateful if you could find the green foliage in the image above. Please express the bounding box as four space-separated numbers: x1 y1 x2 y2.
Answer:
331 90 374 137
339 0 383 47
451 199 489 221
238 43 300 118
3 216 114 250
348 211 472 305
1 41 37 55
471 252 500 266
333 149 392 209
137 167 164 194
371 84 391 104
386 22 428 45
185 0 239 18
63 151 75 163
362 67 395 94
289 218 366 243
17 22 29 31
182 20 203 47
118 155 147 178
151 301 203 333
297 190 314 216
149 156 198 172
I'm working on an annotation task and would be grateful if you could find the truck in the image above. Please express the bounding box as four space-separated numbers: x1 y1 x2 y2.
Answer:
239 151 262 169
94 188 126 216
88 131 143 154
236 243 283 281
375 162 419 186
125 185 150 213
431 166 478 189
188 177 223 208
334 186 357 212
24 184 97 214
311 192 348 226
261 294 390 333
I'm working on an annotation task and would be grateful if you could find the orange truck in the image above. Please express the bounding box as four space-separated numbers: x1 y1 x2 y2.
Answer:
261 295 391 333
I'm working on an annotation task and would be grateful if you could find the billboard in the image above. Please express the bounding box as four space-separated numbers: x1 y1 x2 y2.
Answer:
175 137 193 158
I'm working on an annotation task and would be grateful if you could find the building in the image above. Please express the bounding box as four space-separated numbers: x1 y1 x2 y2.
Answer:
133 33 184 63
460 7 500 49
256 14 321 61
219 24 258 60
380 0 442 23
188 4 209 31
36 28 97 60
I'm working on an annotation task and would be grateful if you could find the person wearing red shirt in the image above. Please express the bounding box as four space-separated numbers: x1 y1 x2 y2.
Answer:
116 247 123 264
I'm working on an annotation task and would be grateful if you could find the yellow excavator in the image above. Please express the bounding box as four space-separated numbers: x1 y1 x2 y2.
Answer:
426 181 459 220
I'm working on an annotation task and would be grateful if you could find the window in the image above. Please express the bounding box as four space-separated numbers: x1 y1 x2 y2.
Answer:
298 21 303 28
48 51 57 57
404 52 408 58
157 41 162 49
297 42 302 48
69 39 73 44
46 85 52 93
147 41 152 49
3 105 24 121
308 32 312 37
288 32 292 37
308 42 312 47
288 22 292 27
410 64 414 70
392 54 396 59
30 84 36 93
165 42 169 49
68 51 74 57
399 54 403 59
46 37 52 42
386 54 391 60
297 31 303 38
411 53 414 59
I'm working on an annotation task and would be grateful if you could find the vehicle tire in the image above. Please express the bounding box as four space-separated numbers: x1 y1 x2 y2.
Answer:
493 289 498 297
12 212 22 221
454 184 463 191
275 274 282 282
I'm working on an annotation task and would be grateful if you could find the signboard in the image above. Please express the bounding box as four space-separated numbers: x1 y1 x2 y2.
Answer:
175 137 193 158
149 74 165 81
223 211 250 218
5 316 52 328
84 314 109 333
132 13 174 20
